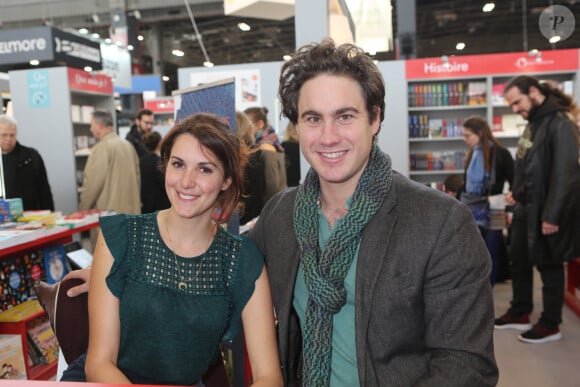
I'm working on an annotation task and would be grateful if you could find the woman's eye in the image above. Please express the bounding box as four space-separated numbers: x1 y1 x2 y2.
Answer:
171 161 184 168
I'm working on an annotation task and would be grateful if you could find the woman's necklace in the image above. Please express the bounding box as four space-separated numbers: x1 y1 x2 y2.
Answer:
164 215 213 291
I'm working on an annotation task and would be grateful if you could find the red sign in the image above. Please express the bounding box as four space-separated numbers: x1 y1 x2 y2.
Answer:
67 67 113 94
144 98 175 113
405 49 579 79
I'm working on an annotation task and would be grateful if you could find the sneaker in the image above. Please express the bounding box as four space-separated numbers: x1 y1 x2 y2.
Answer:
494 312 532 330
518 323 562 344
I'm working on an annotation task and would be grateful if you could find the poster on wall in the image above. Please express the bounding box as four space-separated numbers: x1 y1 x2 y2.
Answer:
173 77 236 133
188 69 260 111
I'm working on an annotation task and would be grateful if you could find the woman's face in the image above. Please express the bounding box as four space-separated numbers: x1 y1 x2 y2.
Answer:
165 133 231 220
463 128 481 148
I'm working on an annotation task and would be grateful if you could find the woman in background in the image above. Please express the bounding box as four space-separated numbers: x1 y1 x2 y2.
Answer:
84 113 282 386
244 106 284 152
281 122 301 187
462 115 514 286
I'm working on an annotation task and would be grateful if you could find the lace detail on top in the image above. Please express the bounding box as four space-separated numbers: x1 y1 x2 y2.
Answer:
125 214 240 295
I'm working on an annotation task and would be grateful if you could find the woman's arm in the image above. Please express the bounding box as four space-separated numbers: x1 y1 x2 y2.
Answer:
241 267 283 387
84 232 130 383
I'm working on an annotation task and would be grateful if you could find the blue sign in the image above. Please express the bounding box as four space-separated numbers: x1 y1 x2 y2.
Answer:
27 69 51 108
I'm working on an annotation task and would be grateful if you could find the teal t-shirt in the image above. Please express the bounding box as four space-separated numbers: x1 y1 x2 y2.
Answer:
293 208 360 386
100 212 264 386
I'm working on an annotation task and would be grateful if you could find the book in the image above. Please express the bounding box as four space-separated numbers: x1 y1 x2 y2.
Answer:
26 317 59 364
43 245 68 284
0 334 27 379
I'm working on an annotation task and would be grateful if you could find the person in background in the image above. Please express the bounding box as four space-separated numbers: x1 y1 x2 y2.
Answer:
495 75 580 343
140 131 170 213
81 113 281 385
125 108 155 159
236 111 267 224
0 114 54 211
443 174 463 199
236 111 286 225
462 115 514 286
250 39 497 386
244 106 285 152
79 110 141 249
281 122 301 187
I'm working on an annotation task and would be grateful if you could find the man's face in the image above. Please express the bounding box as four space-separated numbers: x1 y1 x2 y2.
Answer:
137 114 154 134
89 118 102 140
505 86 540 119
0 123 17 154
296 74 379 192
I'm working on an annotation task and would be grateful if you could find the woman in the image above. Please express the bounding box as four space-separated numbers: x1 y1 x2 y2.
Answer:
236 111 286 224
84 113 282 386
462 115 514 285
244 106 284 152
281 122 301 187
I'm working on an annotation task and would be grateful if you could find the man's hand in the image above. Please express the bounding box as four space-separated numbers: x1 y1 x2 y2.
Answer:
62 267 92 297
542 221 559 235
505 191 516 206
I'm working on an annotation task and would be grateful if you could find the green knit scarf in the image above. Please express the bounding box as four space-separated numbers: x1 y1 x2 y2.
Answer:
294 143 393 386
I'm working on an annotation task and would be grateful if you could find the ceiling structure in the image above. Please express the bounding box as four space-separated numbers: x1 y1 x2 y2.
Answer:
1 0 579 93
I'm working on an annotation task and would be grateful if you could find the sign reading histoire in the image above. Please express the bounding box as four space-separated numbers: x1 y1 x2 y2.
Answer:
0 26 102 70
405 49 579 79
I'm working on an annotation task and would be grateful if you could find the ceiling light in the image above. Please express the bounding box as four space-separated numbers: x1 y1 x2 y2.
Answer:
162 75 170 82
115 41 123 47
91 33 100 39
482 3 495 12
104 38 112 44
78 28 89 34
172 49 185 57
549 35 561 43
29 59 39 66
456 42 466 50
238 22 251 32
203 61 214 68
137 35 144 41
92 13 100 23
84 66 93 72
127 45 134 51
283 54 292 61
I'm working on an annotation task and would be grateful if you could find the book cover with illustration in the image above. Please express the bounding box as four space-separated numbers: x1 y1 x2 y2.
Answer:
42 245 68 284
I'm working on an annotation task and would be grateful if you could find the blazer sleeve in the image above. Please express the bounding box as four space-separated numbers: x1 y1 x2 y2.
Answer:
79 144 107 211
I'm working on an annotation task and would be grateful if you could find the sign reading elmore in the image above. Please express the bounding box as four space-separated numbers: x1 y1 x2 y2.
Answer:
0 26 102 70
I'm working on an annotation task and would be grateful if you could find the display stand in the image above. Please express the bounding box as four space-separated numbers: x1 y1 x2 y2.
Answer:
0 220 99 380
8 67 114 215
405 49 579 187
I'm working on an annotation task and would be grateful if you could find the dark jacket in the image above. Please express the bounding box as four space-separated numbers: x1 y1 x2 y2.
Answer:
513 94 580 263
2 142 54 211
250 173 498 386
281 140 301 187
139 151 170 213
125 125 149 159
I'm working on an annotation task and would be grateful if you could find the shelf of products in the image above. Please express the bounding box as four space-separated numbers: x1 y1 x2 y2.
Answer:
8 67 115 215
405 52 578 187
0 219 99 380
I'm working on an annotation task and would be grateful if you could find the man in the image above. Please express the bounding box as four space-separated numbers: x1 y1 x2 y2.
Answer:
0 115 54 211
249 39 497 386
64 40 498 386
125 108 154 158
495 75 580 343
79 110 141 217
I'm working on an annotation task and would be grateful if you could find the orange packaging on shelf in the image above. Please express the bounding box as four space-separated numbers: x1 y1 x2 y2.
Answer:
0 334 27 380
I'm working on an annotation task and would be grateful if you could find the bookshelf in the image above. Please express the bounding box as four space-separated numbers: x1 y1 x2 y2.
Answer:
8 67 115 215
0 220 100 380
404 49 580 189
